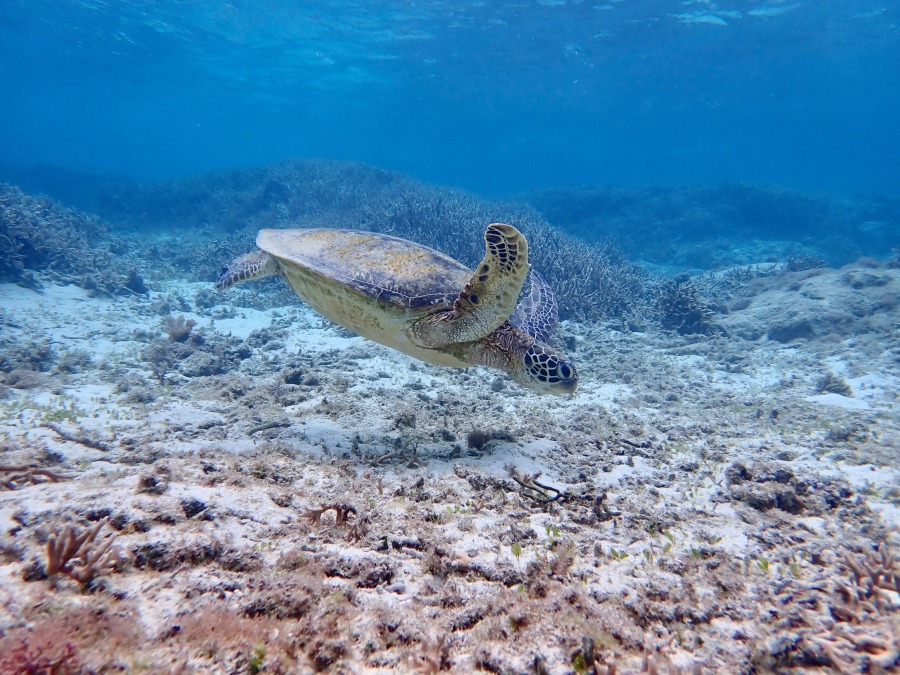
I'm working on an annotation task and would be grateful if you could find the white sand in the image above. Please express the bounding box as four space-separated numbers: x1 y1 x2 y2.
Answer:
1 264 898 672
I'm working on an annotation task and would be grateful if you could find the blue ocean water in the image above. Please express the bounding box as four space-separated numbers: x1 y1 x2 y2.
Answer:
1 0 898 197
4 3 900 671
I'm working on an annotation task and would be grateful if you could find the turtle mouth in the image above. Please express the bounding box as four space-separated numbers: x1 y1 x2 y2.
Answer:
214 266 232 291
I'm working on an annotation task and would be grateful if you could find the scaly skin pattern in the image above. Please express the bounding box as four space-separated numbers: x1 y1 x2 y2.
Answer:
446 323 578 395
412 223 530 348
215 250 279 291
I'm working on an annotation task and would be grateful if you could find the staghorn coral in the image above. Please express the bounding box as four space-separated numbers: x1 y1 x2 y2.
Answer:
0 183 155 295
652 275 718 336
0 183 107 283
41 518 120 586
752 543 900 673
811 626 899 673
525 182 899 268
0 337 57 374
836 543 899 615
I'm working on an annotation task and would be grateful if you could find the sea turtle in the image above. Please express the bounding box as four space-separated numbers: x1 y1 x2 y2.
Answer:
215 223 578 394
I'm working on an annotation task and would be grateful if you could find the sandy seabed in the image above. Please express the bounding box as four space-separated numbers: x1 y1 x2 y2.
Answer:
0 262 898 674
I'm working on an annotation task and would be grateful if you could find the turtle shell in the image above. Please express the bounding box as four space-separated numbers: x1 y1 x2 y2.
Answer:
257 228 470 311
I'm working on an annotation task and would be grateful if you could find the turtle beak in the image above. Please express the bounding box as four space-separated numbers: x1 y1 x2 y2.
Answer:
544 367 578 395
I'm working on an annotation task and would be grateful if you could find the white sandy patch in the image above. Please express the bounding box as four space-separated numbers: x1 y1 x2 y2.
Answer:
805 392 871 410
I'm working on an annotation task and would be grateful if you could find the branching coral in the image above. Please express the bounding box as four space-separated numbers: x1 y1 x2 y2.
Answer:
0 184 105 282
85 159 651 321
43 518 120 586
162 314 197 342
837 542 899 612
0 338 57 374
798 543 900 672
652 275 718 335
0 184 157 295
525 182 898 269
811 626 899 673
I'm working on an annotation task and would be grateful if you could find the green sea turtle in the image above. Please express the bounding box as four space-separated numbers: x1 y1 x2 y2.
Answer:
215 224 577 394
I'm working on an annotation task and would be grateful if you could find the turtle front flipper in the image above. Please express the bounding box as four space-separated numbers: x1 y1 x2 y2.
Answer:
413 223 530 347
215 250 279 291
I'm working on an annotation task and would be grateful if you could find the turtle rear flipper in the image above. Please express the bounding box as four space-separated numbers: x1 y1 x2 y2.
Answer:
510 270 558 342
413 223 529 347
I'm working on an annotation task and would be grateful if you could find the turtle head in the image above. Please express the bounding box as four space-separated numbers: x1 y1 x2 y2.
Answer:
461 325 578 395
518 342 578 395
215 250 278 291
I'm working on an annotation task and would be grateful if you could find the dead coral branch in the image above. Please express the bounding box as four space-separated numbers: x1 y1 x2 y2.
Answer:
304 503 357 526
507 465 566 504
41 422 113 452
0 464 72 490
303 503 367 542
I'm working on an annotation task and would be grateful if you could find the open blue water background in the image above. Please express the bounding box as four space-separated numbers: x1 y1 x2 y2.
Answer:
0 0 898 197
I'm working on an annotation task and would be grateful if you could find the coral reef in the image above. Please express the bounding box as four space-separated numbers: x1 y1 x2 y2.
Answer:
5 160 899 326
0 184 107 284
0 183 151 295
88 159 649 321
525 182 899 268
0 337 57 375
0 175 898 673
140 329 251 384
